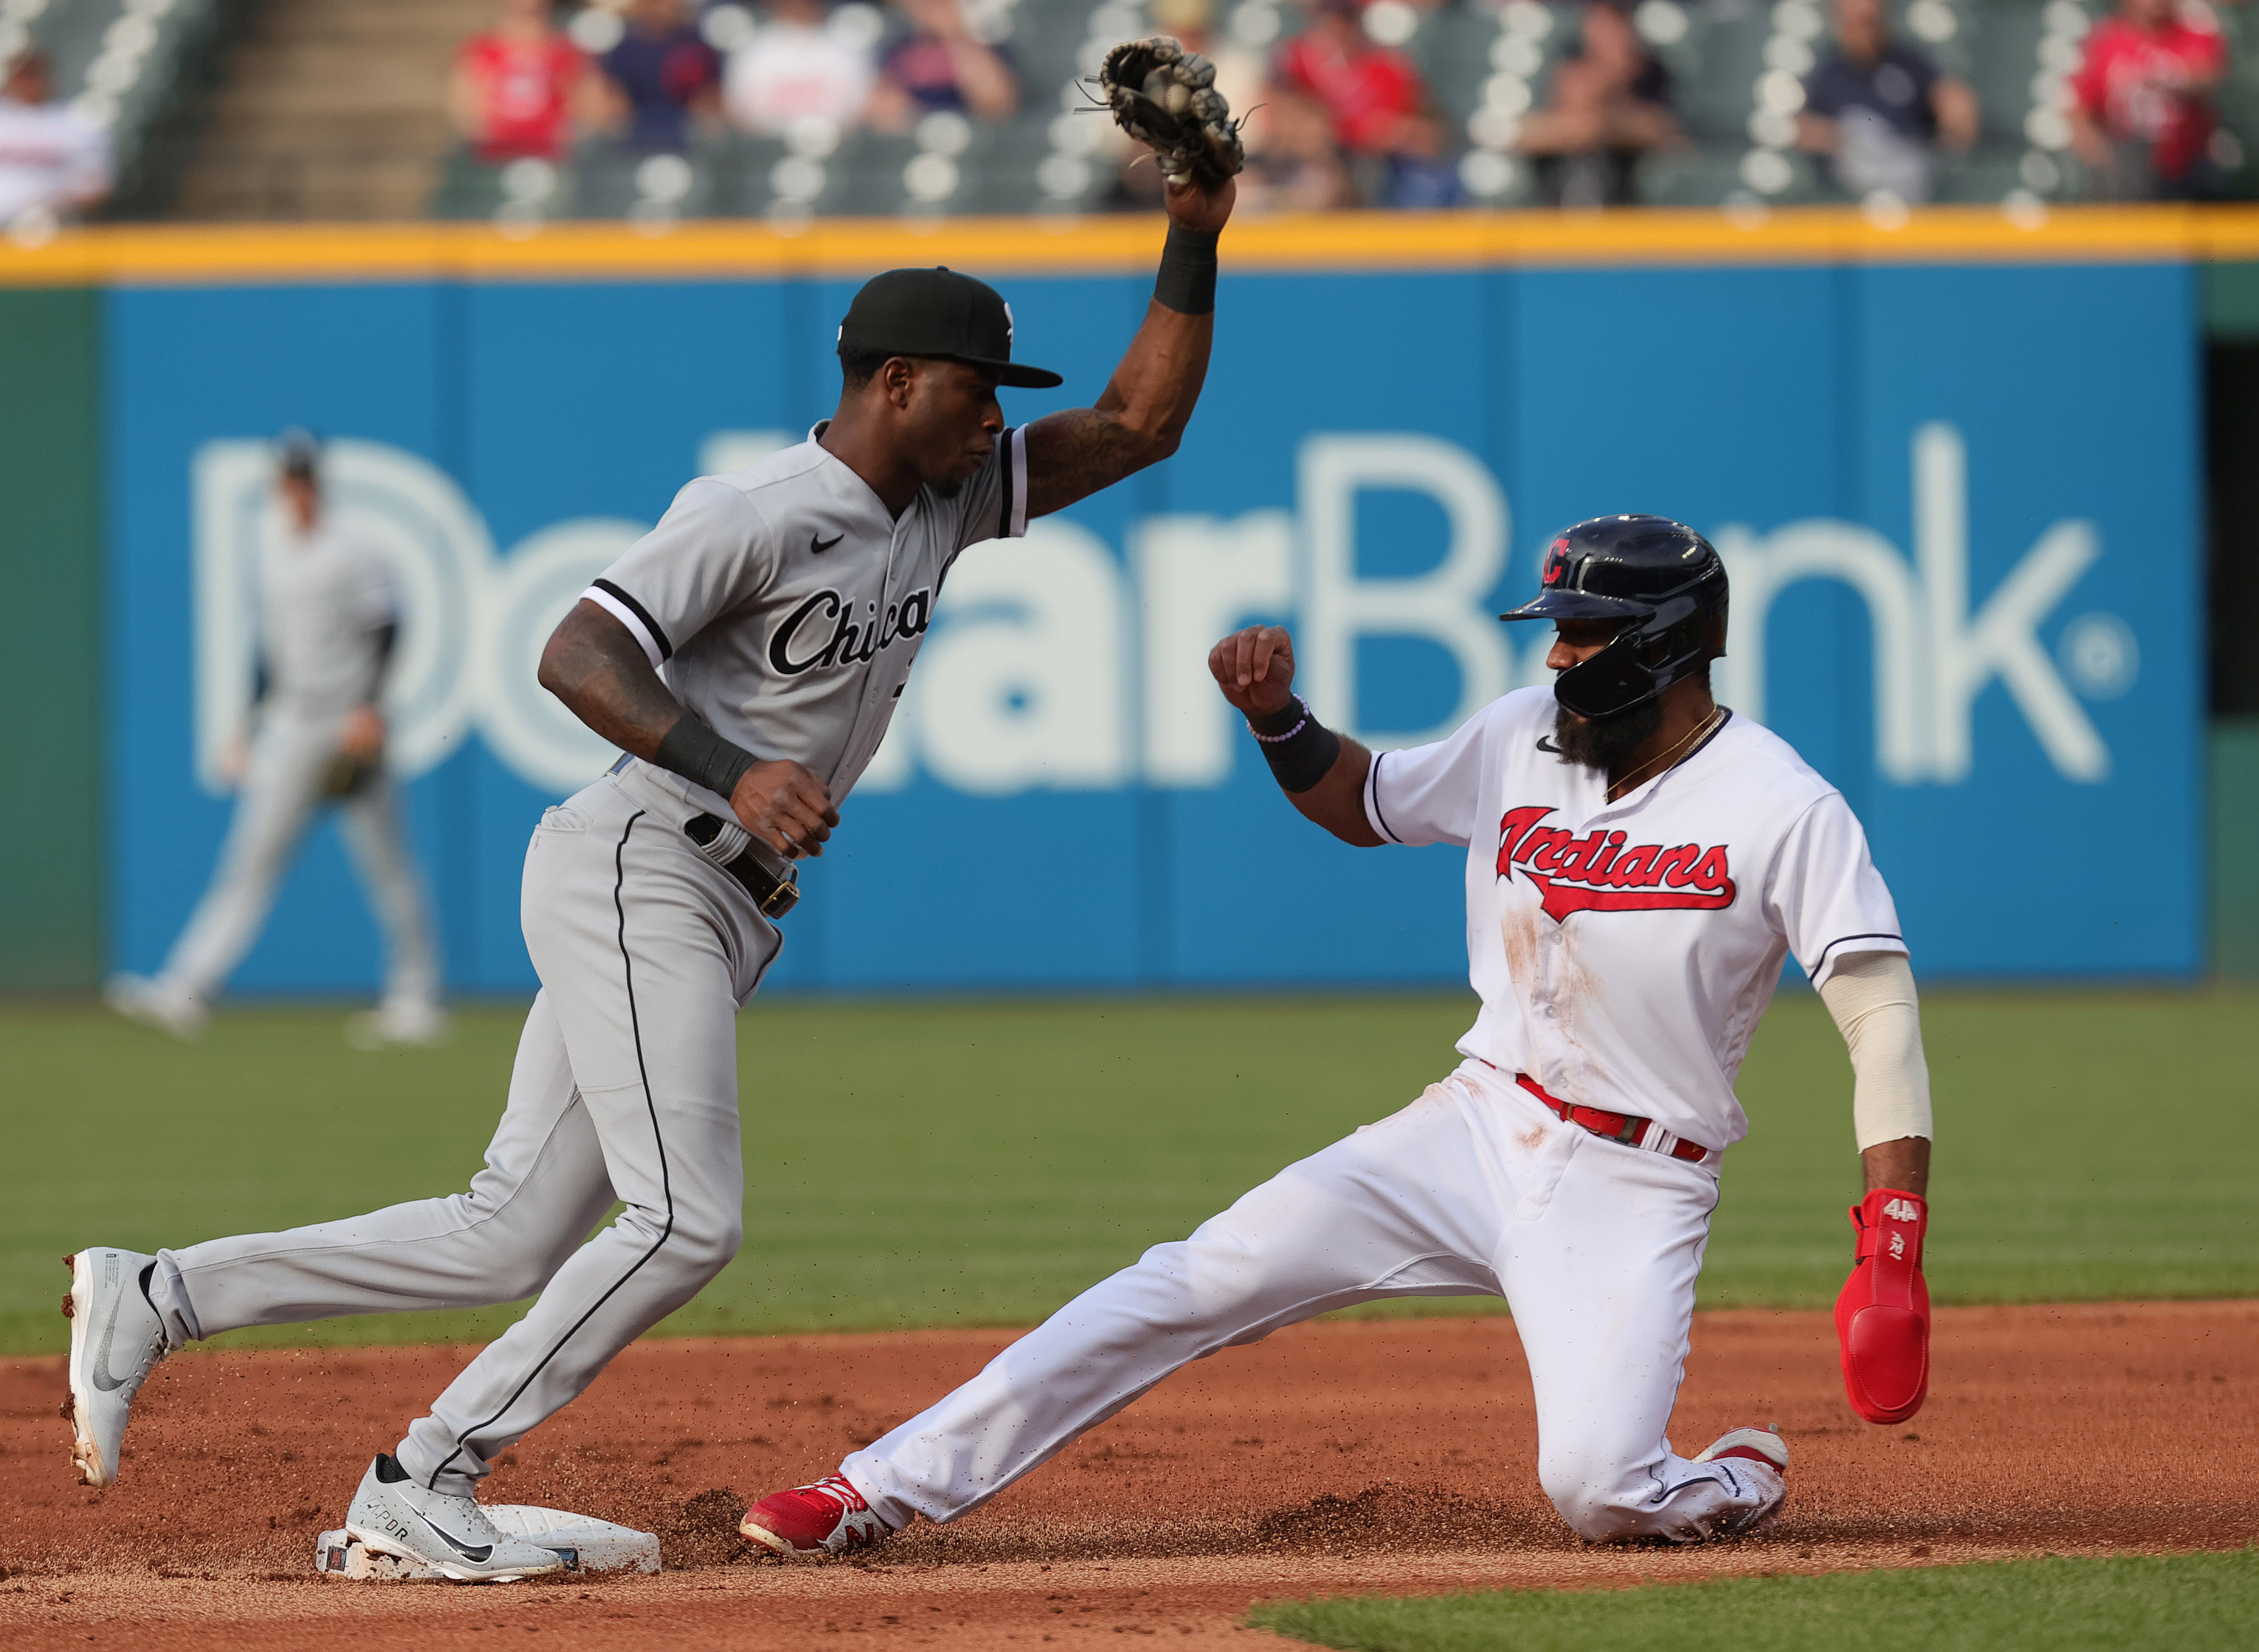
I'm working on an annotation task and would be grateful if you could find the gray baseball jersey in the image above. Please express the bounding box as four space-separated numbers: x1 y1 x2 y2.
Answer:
260 519 396 718
581 422 1031 808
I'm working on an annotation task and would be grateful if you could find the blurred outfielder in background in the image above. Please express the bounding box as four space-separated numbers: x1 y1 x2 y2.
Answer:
106 431 445 1048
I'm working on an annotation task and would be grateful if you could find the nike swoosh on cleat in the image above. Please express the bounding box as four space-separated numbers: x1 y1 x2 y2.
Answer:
415 1512 493 1563
90 1302 130 1392
811 532 843 554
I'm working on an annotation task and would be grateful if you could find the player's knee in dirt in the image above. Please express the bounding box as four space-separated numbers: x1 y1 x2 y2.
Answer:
1537 1446 1648 1541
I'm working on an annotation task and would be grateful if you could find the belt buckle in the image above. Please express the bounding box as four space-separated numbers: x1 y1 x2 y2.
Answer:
758 867 800 918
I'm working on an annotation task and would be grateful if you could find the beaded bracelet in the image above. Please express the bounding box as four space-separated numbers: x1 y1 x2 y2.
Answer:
1249 696 1312 744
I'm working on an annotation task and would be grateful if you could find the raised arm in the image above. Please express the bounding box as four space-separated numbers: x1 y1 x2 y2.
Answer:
539 599 838 860
1209 624 1381 846
1021 174 1235 519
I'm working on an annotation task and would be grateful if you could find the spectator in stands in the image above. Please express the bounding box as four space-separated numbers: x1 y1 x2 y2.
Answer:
595 0 721 151
2067 0 2228 200
1796 0 1976 202
1239 87 1360 210
451 0 596 165
1385 108 1466 209
1272 0 1426 157
723 0 878 136
867 0 1019 132
1105 0 1269 211
1153 0 1266 151
0 49 111 230
1515 0 1680 207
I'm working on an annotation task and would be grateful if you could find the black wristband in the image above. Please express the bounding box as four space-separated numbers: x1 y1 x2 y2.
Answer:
1154 223 1219 316
1248 698 1342 794
654 715 759 801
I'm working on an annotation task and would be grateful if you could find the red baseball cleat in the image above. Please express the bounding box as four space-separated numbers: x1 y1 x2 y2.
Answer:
740 1473 894 1558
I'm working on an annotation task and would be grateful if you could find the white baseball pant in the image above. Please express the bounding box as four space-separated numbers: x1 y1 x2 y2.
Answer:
844 1060 1777 1544
159 710 438 1010
146 763 779 1496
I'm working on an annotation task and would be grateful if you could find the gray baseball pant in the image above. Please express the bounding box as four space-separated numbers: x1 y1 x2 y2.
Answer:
147 762 779 1496
161 710 439 1009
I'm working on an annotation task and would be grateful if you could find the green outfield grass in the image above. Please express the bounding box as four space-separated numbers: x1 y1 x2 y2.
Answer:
1 987 2253 1355
1246 1549 2259 1652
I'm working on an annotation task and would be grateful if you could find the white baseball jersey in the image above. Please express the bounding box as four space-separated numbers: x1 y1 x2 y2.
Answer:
0 96 111 221
259 520 397 719
583 423 1029 810
1363 687 1905 1150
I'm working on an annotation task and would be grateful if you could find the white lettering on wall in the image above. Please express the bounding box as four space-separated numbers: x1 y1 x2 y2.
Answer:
1297 432 1511 747
1716 422 2108 785
190 423 2118 801
1133 509 1294 788
913 518 1131 795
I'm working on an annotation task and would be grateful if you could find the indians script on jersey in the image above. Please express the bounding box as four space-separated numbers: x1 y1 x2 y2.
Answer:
1495 805 1736 922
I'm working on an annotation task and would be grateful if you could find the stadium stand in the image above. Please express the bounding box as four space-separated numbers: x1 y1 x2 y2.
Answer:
5 0 2256 223
0 0 234 216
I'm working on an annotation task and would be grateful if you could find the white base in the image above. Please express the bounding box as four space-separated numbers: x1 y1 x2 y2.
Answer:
315 1505 661 1582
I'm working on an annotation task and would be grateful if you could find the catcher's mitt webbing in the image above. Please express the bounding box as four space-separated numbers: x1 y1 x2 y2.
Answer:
1098 35 1244 188
1834 1188 1930 1424
1155 224 1218 315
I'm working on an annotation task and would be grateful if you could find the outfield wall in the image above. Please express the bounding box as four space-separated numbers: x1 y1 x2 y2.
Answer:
4 208 2252 994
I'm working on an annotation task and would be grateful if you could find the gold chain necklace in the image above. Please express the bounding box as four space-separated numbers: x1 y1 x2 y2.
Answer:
1607 706 1725 801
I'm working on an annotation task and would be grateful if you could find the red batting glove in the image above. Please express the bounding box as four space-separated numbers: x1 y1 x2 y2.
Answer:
1834 1188 1930 1425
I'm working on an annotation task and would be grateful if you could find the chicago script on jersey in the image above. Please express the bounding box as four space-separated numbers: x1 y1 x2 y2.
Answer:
768 587 934 677
1494 804 1736 922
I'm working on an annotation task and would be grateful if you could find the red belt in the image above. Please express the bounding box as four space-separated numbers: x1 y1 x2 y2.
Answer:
1503 1069 1717 1165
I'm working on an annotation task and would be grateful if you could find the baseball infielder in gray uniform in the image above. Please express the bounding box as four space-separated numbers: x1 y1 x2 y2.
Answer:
106 431 444 1048
65 173 1236 1581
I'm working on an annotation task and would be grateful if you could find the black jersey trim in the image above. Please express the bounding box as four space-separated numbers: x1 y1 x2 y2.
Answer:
1810 932 1907 977
998 426 1017 542
1367 751 1405 844
425 811 677 1491
592 579 674 662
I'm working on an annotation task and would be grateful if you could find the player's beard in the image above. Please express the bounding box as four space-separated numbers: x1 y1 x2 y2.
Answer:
1554 696 1663 773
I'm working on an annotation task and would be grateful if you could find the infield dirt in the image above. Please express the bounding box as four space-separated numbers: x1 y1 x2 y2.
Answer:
2 1301 2253 1649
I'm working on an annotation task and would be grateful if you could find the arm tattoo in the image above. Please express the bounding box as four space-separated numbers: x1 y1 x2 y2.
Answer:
538 599 688 759
1022 407 1163 520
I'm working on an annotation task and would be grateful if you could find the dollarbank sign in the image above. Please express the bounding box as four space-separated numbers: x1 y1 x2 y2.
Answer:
189 422 2132 800
113 259 2199 988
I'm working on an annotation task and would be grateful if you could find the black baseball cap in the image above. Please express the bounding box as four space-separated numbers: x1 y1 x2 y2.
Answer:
276 426 322 479
838 267 1062 389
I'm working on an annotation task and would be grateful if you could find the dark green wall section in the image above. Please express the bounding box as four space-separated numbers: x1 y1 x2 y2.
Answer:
2206 263 2259 342
0 289 103 988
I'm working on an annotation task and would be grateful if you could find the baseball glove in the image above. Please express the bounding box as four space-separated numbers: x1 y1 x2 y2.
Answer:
318 745 382 800
1096 36 1244 188
1834 1188 1931 1425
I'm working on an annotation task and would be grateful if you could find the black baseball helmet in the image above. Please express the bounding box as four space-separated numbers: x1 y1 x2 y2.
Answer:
1498 514 1728 719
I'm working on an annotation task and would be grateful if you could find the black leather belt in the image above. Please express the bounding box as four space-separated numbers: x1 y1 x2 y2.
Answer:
684 813 799 918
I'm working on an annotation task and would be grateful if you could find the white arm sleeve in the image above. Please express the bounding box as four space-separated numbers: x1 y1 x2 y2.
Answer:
1817 949 1934 1151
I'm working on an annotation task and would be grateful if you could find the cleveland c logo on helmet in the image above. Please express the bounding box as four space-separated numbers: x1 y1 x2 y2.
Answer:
1498 515 1729 720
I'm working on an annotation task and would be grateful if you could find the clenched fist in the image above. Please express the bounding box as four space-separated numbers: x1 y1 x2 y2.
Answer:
1208 625 1297 720
730 759 839 861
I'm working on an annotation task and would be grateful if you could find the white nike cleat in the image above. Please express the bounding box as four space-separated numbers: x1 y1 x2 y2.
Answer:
63 1248 170 1487
104 974 207 1041
344 1454 567 1583
1694 1425 1789 1473
345 1000 451 1051
1690 1424 1789 1537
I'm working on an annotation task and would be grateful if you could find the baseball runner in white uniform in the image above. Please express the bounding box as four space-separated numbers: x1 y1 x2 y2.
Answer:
63 170 1240 1582
742 516 1939 1554
106 431 444 1049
